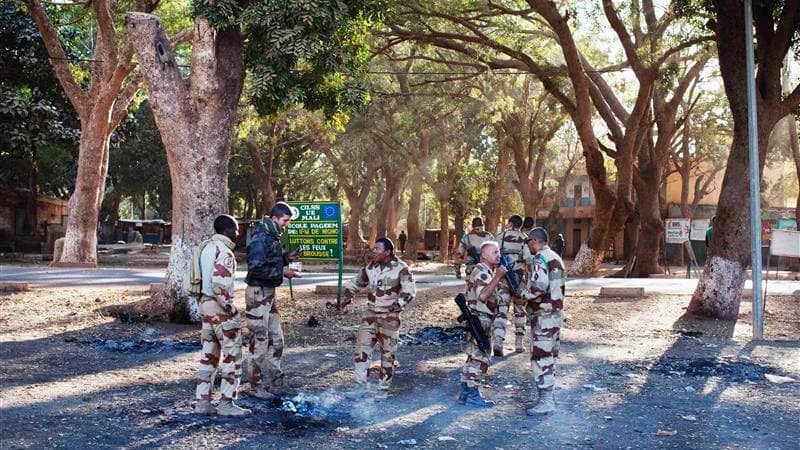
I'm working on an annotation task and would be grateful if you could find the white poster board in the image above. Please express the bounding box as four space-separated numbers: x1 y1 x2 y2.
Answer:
666 218 690 244
690 219 710 241
769 230 800 257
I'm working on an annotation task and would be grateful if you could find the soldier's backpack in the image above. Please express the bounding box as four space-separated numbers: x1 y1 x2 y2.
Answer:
184 238 215 297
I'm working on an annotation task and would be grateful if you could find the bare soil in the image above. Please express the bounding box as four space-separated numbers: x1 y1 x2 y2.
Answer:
1 282 798 449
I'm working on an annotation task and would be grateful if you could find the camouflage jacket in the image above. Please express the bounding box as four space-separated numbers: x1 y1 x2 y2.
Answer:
521 245 565 314
466 262 499 316
456 227 494 266
342 256 416 313
494 229 530 272
199 235 237 307
245 217 289 287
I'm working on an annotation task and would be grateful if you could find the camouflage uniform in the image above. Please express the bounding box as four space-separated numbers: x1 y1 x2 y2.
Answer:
195 236 243 402
492 229 529 350
244 217 290 390
342 256 416 389
245 286 284 387
461 263 499 388
455 227 494 280
521 245 565 390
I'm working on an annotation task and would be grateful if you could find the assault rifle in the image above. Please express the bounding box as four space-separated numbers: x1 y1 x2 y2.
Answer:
454 293 491 356
500 254 520 293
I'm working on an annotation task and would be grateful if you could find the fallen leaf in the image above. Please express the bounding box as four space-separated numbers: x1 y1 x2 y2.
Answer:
764 374 795 384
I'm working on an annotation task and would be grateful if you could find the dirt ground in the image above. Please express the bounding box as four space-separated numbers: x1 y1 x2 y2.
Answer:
1 280 798 449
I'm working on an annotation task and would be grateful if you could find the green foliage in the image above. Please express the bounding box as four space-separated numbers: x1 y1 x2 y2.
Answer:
108 101 172 219
0 2 79 197
192 0 388 122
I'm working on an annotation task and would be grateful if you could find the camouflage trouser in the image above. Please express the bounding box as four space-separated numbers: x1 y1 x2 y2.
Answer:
460 313 493 388
530 310 563 390
493 279 512 349
512 296 528 340
245 286 284 387
354 310 400 389
195 299 243 401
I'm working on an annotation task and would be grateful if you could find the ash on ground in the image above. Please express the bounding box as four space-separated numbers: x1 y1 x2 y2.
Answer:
399 326 464 346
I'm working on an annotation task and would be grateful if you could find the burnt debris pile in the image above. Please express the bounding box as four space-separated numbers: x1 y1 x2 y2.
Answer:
399 326 465 346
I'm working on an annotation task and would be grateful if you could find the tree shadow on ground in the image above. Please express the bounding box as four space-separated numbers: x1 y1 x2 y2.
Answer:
578 311 799 449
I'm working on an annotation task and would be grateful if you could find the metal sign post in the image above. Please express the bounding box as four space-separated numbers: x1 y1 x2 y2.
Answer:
744 0 764 339
285 201 344 305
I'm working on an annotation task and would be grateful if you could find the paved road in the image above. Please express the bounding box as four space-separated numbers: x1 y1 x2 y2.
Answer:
1 265 798 295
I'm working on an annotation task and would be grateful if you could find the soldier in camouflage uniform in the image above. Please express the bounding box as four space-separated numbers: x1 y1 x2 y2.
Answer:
492 215 529 355
328 237 416 395
454 217 494 281
244 202 301 401
521 216 535 235
194 215 251 417
459 241 508 408
521 227 565 415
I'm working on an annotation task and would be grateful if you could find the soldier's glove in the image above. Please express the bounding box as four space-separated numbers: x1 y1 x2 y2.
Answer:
223 303 236 315
454 265 462 279
387 301 402 313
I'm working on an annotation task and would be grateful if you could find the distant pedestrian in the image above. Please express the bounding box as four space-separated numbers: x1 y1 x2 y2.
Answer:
398 230 407 254
521 216 535 234
705 216 715 248
553 233 565 257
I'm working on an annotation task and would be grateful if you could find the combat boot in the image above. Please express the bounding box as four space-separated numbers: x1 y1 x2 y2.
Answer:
194 400 215 416
247 385 276 400
493 345 504 357
526 388 554 415
457 382 469 405
464 387 494 408
514 335 524 353
216 399 252 417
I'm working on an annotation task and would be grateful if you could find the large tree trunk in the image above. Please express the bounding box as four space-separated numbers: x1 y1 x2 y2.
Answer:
437 196 450 261
127 13 244 322
25 0 148 266
377 172 402 239
453 201 465 247
246 140 275 215
346 198 365 251
405 179 422 260
690 126 774 318
631 172 664 276
483 125 508 233
688 0 794 319
59 114 112 265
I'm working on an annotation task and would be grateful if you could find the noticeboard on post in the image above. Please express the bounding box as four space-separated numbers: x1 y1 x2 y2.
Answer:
665 218 691 244
690 219 710 241
285 201 342 260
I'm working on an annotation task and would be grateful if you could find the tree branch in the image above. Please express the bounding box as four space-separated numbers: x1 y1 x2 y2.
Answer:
23 0 88 114
94 0 120 79
602 0 644 75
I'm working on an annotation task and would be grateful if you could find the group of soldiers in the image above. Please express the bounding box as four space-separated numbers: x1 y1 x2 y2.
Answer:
192 203 303 417
454 215 566 414
191 202 417 416
191 203 563 417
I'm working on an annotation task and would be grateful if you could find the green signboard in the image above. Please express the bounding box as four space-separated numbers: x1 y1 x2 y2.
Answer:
285 201 343 260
